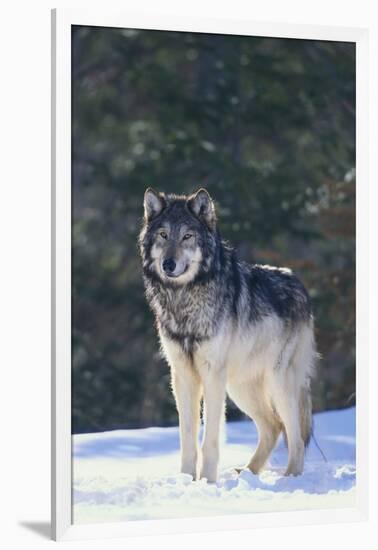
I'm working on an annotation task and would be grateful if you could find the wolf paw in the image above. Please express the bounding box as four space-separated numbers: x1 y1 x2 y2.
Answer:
200 464 218 483
233 464 260 475
284 467 303 477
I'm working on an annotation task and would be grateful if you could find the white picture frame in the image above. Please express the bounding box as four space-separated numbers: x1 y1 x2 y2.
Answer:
51 7 369 541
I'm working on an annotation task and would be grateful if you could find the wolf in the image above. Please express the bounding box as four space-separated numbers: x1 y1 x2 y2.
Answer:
139 188 316 483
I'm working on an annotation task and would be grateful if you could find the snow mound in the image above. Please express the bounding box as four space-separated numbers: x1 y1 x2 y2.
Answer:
73 407 356 524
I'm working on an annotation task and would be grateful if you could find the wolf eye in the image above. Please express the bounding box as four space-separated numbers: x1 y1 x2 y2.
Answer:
183 233 193 241
159 231 168 239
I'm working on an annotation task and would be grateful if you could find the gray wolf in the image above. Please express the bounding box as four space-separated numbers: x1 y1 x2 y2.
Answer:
139 188 316 482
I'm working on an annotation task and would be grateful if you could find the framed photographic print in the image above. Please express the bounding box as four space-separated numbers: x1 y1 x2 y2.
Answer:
51 7 369 542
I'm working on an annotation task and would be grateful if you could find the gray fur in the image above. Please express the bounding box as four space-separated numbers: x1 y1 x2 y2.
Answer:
139 188 316 481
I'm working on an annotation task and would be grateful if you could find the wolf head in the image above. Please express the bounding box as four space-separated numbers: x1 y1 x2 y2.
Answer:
139 188 218 286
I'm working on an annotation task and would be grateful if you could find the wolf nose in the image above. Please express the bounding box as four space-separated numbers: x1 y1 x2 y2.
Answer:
162 258 176 273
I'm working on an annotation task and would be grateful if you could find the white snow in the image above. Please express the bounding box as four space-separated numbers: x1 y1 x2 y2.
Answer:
73 407 356 524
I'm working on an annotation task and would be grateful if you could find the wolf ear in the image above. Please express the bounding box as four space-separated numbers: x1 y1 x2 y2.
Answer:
144 188 165 221
187 188 216 229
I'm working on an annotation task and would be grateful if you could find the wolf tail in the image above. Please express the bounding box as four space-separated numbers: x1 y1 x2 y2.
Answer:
300 386 312 447
280 386 312 448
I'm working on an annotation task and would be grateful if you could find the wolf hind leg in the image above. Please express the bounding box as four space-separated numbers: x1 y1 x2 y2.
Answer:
270 325 315 476
282 410 305 476
245 413 282 474
228 379 282 474
271 378 305 476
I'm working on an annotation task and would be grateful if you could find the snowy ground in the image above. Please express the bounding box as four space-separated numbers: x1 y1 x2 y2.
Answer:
73 407 356 524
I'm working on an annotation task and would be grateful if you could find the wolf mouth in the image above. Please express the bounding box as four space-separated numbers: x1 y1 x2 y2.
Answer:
163 265 188 279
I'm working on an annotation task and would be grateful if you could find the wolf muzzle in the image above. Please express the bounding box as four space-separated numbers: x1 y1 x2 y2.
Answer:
162 257 176 275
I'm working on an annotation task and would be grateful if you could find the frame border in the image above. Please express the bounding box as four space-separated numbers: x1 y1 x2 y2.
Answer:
51 8 369 541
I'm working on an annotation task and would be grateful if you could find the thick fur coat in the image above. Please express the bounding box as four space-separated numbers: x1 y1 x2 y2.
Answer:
139 188 316 482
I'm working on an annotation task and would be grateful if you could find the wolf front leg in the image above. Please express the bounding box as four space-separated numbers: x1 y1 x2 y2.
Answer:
200 369 226 483
171 364 202 480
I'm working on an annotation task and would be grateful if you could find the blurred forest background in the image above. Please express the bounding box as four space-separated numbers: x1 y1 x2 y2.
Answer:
72 26 355 434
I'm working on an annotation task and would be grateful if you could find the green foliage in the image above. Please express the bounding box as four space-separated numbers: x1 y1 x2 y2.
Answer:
72 26 355 433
